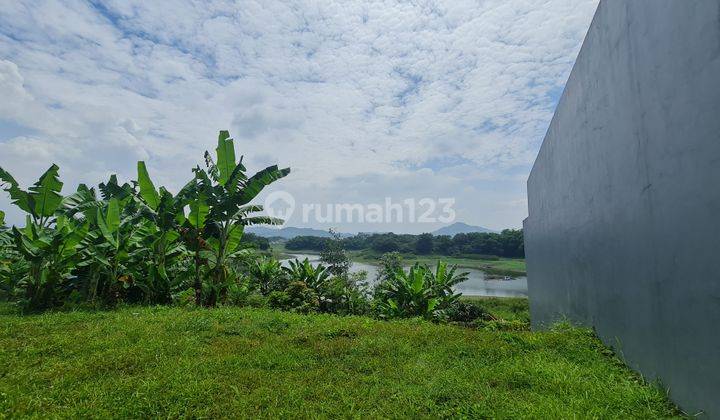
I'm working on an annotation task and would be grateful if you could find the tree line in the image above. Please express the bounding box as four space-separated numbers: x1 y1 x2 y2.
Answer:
285 229 525 258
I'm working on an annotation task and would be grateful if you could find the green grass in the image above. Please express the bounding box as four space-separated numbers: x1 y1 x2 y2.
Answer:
0 305 680 418
397 255 526 277
349 251 527 277
462 296 531 323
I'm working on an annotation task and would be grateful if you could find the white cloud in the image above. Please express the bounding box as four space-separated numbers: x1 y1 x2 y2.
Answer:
0 0 599 231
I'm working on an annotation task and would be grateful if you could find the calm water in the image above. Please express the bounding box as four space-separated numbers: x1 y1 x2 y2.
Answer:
280 253 528 298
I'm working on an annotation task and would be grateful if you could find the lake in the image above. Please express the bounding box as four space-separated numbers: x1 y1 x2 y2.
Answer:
281 253 528 298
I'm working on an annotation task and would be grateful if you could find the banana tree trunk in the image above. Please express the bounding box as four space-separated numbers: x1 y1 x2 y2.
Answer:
193 243 202 306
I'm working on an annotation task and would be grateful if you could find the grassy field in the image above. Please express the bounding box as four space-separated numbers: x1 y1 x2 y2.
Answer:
0 304 680 418
348 251 527 277
395 254 526 277
461 296 531 324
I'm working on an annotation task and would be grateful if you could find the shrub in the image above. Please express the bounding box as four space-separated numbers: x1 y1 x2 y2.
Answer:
374 252 403 283
283 258 331 291
316 271 371 316
248 258 286 295
172 288 196 307
268 281 319 314
444 301 494 324
267 291 289 309
373 262 468 320
225 281 251 306
244 293 268 308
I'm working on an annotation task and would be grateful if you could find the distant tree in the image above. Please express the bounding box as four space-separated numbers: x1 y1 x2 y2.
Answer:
320 229 351 276
467 234 501 256
415 233 434 255
286 236 328 251
452 233 471 250
244 233 270 250
374 252 403 283
285 229 524 258
499 229 524 258
342 233 370 250
433 235 453 255
371 235 401 253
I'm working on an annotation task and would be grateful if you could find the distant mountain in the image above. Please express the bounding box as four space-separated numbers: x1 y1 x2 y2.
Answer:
246 226 352 239
248 223 495 239
431 222 495 236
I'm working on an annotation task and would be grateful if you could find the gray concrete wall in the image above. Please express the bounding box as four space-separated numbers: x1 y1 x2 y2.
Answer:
525 0 720 417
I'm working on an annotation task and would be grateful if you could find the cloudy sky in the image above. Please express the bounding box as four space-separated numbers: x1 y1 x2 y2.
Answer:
0 0 598 233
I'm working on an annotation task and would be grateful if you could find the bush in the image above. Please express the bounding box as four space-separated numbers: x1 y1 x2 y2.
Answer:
373 262 468 320
444 301 494 324
238 293 266 308
248 258 287 296
283 258 331 291
225 282 251 306
374 252 403 283
268 281 319 314
316 272 371 316
172 288 196 307
266 291 288 309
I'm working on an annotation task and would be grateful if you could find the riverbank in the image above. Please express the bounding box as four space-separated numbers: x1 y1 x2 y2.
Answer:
0 305 680 418
355 252 526 278
273 245 527 277
277 251 528 298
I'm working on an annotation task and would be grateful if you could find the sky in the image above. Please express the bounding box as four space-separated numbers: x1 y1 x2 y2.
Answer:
0 0 599 233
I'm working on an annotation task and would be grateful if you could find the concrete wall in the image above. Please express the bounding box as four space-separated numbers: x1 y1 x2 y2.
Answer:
524 1 720 417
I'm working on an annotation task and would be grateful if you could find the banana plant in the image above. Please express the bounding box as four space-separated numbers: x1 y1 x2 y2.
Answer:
0 209 19 298
10 215 88 310
0 211 7 249
249 257 284 295
184 192 209 305
426 261 468 302
0 165 91 310
375 262 468 319
77 177 142 303
132 162 194 303
191 130 290 305
61 183 114 302
283 258 331 292
62 184 102 219
130 219 186 303
0 165 64 228
94 198 133 288
375 264 432 318
0 129 295 309
198 221 254 306
62 173 175 304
